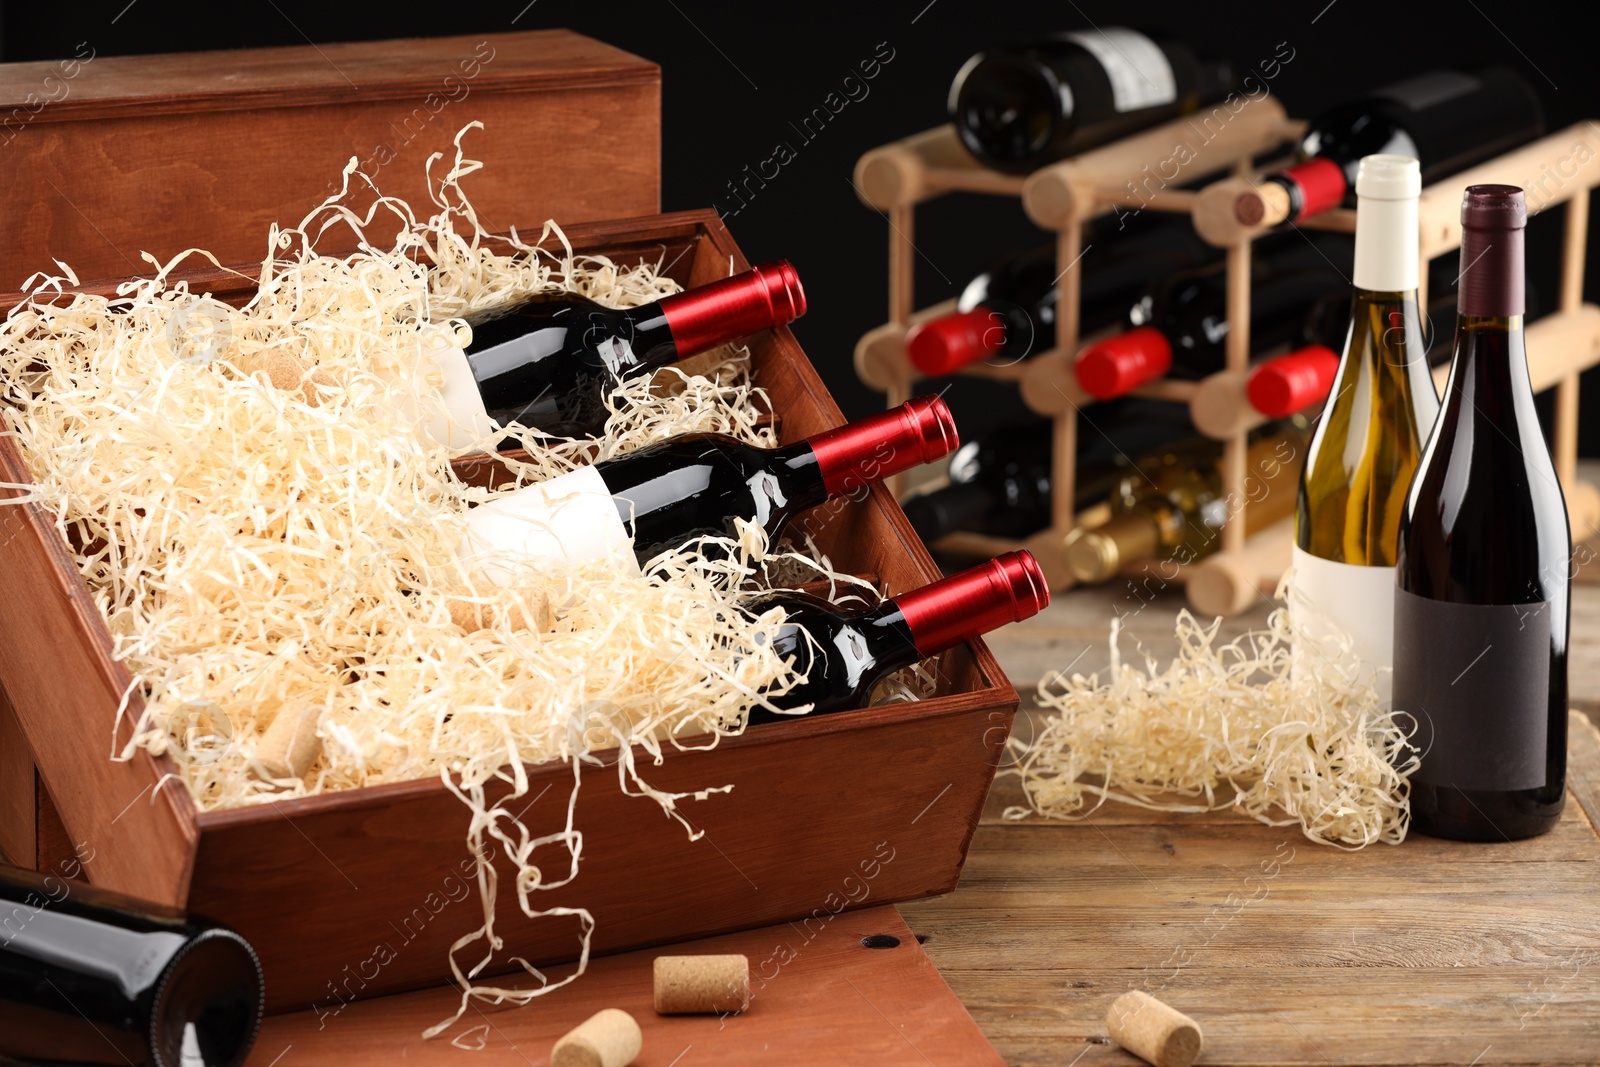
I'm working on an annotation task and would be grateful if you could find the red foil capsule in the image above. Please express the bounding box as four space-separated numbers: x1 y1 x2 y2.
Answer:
896 550 1050 657
808 395 959 496
1281 156 1348 219
1074 326 1173 399
905 307 1008 376
658 260 807 356
1247 344 1341 417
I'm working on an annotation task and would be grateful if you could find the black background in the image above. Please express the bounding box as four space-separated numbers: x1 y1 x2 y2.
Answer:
4 1 1598 451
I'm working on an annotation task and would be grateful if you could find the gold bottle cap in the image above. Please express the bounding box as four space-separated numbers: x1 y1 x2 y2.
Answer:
1063 513 1163 584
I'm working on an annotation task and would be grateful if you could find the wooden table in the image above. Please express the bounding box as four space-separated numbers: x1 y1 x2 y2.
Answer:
898 501 1600 1066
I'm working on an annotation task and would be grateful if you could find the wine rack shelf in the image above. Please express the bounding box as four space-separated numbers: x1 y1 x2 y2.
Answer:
852 109 1600 615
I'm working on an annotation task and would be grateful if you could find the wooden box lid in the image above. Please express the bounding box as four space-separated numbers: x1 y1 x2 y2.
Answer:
0 30 660 289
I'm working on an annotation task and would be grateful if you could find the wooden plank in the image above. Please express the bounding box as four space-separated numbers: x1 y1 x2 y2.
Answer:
247 905 1003 1066
0 685 35 866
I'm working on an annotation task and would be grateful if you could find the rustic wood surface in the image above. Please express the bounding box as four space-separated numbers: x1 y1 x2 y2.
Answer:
246 904 1003 1066
897 486 1600 1066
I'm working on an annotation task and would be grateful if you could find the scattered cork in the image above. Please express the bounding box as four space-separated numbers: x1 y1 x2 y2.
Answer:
551 1008 641 1067
653 954 750 1015
254 701 322 780
446 587 554 633
257 349 337 406
1107 991 1203 1067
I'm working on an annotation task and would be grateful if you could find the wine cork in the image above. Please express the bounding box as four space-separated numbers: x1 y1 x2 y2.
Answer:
551 1008 641 1067
653 954 751 1015
1107 991 1203 1067
254 701 322 780
446 588 554 633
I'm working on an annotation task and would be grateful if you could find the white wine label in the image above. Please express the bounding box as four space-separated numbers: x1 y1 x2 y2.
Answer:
458 465 640 582
1376 71 1481 113
399 335 500 450
1393 588 1552 792
1288 547 1397 705
1064 29 1176 113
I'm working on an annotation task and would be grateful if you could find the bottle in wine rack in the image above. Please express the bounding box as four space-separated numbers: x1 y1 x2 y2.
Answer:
901 401 1198 544
747 551 1049 723
950 29 1234 173
417 262 806 445
1394 185 1569 841
904 221 1216 376
461 397 958 578
0 864 264 1067
1235 67 1543 228
1063 428 1304 584
1073 234 1352 400
1291 155 1440 704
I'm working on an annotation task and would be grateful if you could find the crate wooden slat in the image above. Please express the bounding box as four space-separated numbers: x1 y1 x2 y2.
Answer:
0 30 660 290
0 209 1018 1012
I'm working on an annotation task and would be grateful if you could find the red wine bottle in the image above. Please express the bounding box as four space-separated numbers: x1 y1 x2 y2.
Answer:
461 396 959 576
1395 186 1569 842
748 551 1049 722
426 262 806 445
950 29 1233 173
904 222 1217 376
1236 68 1543 227
0 864 263 1067
1074 235 1352 399
901 401 1198 543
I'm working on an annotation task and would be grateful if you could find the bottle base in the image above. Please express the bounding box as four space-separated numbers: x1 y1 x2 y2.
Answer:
1409 780 1564 842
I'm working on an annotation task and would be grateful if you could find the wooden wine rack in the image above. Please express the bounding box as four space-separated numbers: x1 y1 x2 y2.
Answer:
852 108 1600 614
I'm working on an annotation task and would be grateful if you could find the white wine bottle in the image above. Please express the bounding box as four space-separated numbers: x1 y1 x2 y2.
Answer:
1290 155 1440 702
1394 186 1569 841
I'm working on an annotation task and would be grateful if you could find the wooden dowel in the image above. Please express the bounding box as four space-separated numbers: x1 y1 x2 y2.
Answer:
1185 516 1294 618
888 205 914 327
1555 189 1589 488
851 127 966 210
853 299 961 392
1221 241 1252 555
1051 412 1078 535
1190 369 1262 440
1019 348 1089 415
1417 123 1600 259
1433 305 1600 396
1023 97 1293 230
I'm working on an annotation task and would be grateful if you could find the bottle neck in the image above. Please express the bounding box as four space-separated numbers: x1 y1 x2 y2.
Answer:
1459 219 1525 318
873 552 1050 658
1353 193 1419 292
801 397 959 498
652 261 806 365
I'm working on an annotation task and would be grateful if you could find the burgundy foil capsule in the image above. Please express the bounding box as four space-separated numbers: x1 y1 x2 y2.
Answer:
1458 184 1527 318
809 395 959 496
897 550 1050 657
657 260 807 355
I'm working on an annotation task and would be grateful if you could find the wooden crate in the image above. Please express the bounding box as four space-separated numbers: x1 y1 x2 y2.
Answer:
0 30 660 290
0 209 1019 1012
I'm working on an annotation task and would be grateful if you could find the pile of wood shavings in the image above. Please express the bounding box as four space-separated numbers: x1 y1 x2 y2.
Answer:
0 126 867 1032
1006 602 1417 848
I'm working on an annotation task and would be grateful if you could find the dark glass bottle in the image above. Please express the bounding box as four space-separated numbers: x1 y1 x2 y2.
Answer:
461 397 958 573
1236 67 1543 227
1074 234 1352 399
461 261 805 439
900 401 1198 543
950 29 1233 173
904 222 1215 376
1395 185 1569 842
0 864 263 1067
747 551 1049 723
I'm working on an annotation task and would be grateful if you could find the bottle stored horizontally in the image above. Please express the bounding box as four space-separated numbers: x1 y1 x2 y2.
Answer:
901 401 1198 544
417 262 806 446
904 222 1215 376
1395 185 1569 842
950 29 1233 173
747 551 1049 723
460 396 958 579
1063 429 1304 583
1291 156 1441 704
1073 234 1351 400
0 864 264 1067
1235 67 1543 228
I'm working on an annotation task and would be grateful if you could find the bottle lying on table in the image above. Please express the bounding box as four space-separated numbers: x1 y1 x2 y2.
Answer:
746 551 1049 723
460 396 958 579
417 261 806 445
0 863 263 1067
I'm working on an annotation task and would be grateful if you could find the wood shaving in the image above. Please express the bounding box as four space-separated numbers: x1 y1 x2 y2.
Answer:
1006 596 1417 849
0 126 866 1034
